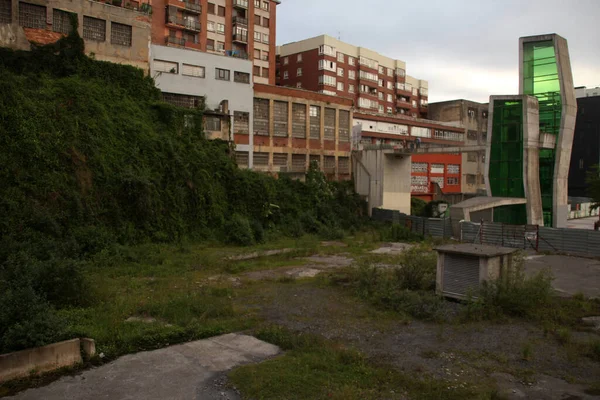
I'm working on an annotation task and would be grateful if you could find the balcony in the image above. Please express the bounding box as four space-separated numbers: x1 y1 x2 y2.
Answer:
233 0 248 9
232 16 248 26
233 33 248 43
168 16 201 32
165 36 185 46
226 50 249 60
396 99 411 107
183 1 201 13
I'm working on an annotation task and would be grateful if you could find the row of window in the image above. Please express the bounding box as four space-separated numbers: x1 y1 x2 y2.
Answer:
467 152 486 163
236 152 349 172
208 1 270 14
252 14 270 28
410 176 459 188
411 163 461 174
253 65 270 79
15 3 133 47
253 0 270 10
153 59 250 84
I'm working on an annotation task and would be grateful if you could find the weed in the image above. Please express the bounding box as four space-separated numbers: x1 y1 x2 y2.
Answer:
554 327 572 345
587 339 600 362
521 341 533 361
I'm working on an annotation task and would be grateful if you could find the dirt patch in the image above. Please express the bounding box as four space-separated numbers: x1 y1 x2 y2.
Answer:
370 242 414 255
320 241 348 247
236 282 600 397
226 248 294 261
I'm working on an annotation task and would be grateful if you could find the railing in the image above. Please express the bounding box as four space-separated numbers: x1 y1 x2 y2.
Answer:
233 33 248 43
232 16 248 25
227 50 249 60
167 16 200 31
183 1 201 12
165 36 185 46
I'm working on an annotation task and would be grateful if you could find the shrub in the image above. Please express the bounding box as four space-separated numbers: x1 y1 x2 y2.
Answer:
223 214 254 246
250 219 265 244
380 224 423 242
395 246 437 291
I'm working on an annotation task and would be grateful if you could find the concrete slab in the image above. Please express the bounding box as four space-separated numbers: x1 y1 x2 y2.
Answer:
370 243 414 255
8 334 280 400
566 216 598 230
524 254 600 298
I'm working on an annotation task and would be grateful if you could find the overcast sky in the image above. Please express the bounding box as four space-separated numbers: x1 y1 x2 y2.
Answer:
276 0 600 103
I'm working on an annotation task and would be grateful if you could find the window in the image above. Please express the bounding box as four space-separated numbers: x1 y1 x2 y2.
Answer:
254 0 260 6
387 94 392 102
111 22 132 47
262 17 269 27
412 127 431 138
412 162 428 173
447 164 460 174
337 67 344 77
412 100 417 108
216 23 225 34
254 31 261 41
466 174 477 185
253 49 260 59
207 3 215 14
467 130 478 141
182 64 204 77
253 65 260 76
207 21 215 31
262 0 269 10
337 52 344 63
378 79 384 87
82 16 106 42
262 67 269 78
359 70 377 81
482 110 489 118
320 90 336 96
378 105 384 113
154 59 179 74
348 57 355 66
348 70 355 79
467 152 477 162
337 82 344 91
318 59 336 72
205 116 221 131
318 45 336 56
318 75 336 87
217 41 225 51
378 92 383 100
254 14 261 25
358 98 378 109
234 71 250 84
378 66 384 74
359 56 378 69
283 70 289 79
215 68 230 81
297 67 302 76
218 5 225 16
468 107 477 119
297 53 302 62
447 177 459 186
420 88 428 96
283 56 289 65
396 68 405 77
348 84 355 93
53 9 74 34
19 2 46 29
387 107 392 114
387 81 393 90
296 82 302 88
262 33 269 43
262 51 269 61
309 106 319 117
387 68 393 77
0 0 11 24
207 39 215 50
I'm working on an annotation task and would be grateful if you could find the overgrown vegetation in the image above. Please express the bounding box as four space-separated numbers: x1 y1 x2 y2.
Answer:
0 30 364 353
229 326 484 400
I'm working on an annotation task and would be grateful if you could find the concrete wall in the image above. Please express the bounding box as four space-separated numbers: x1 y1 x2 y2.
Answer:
0 339 81 383
151 44 254 160
0 0 151 70
354 149 411 215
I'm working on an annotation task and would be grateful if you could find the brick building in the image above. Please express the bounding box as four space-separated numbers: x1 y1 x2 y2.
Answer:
237 84 353 180
353 112 466 202
428 100 489 194
276 35 428 118
150 0 279 84
0 0 151 70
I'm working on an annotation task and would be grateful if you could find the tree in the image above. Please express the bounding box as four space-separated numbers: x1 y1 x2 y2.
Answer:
586 165 600 214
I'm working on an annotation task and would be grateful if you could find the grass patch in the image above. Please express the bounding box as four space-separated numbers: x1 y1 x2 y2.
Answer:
229 326 485 400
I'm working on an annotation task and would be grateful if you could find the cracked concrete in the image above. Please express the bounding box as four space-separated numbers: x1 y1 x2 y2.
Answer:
7 334 280 400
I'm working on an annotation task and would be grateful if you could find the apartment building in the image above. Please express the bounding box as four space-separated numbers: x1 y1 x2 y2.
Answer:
277 35 429 118
428 100 489 195
353 111 465 202
0 0 151 69
150 0 278 84
244 84 353 180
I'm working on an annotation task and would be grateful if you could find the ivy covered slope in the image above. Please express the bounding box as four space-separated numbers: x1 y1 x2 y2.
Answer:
0 33 365 353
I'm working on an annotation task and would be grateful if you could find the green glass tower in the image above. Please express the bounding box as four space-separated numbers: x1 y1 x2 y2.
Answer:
485 34 576 228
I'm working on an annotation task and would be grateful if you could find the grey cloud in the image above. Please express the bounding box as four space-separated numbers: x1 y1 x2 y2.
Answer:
276 0 600 102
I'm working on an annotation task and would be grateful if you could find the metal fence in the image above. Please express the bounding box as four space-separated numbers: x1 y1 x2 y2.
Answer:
460 220 600 258
371 208 453 238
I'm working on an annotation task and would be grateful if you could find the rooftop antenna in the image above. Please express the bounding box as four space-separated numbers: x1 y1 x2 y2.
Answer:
338 31 341 41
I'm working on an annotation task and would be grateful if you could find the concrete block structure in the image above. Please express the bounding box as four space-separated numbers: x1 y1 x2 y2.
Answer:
0 0 152 70
276 35 429 118
428 99 489 194
248 84 353 180
150 0 279 84
485 34 576 228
